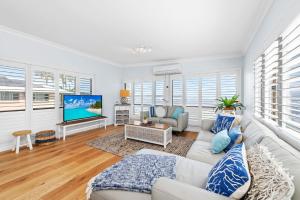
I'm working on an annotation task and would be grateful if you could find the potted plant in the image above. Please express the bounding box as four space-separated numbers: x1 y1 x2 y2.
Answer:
143 115 148 124
215 95 245 113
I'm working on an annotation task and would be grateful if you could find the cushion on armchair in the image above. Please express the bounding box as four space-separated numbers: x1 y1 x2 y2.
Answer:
172 107 184 119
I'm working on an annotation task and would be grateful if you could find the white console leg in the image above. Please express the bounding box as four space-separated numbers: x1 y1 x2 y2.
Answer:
63 126 66 141
104 119 107 130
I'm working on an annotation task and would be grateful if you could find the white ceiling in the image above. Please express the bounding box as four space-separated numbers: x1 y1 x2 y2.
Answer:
0 0 273 66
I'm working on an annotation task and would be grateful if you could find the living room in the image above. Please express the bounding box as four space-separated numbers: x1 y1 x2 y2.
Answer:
0 0 299 200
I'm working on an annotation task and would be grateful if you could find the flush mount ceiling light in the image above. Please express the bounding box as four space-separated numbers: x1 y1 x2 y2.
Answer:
131 46 152 55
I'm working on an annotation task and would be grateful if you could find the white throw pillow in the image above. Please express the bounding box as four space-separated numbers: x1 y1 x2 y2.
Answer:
156 106 166 118
245 144 295 200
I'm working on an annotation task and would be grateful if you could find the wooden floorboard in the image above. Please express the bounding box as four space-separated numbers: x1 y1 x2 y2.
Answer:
0 126 197 200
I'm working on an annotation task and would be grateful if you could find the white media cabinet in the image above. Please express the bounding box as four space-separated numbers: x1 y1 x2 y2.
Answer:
56 117 107 140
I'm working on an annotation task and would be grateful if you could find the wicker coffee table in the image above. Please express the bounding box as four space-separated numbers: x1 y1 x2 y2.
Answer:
124 123 172 148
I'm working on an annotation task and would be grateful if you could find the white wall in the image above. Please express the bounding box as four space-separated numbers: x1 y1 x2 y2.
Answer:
123 56 243 80
244 0 300 113
0 27 122 151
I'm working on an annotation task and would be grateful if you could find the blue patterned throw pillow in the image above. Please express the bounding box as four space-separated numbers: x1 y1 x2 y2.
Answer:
211 129 231 154
211 114 235 134
206 143 251 199
224 126 243 152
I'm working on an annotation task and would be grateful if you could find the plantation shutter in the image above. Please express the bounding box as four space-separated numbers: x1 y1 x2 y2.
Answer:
59 74 76 107
142 81 153 111
155 80 165 106
172 79 183 106
32 70 55 110
0 65 26 112
264 40 280 123
185 78 200 107
254 56 264 117
220 74 237 98
201 76 217 119
80 78 92 95
185 78 200 125
281 18 300 133
133 82 142 115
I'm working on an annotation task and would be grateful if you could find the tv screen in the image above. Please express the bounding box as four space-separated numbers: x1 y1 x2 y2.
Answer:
63 95 102 122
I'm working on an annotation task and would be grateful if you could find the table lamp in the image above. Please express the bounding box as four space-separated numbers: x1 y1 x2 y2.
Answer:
120 83 130 104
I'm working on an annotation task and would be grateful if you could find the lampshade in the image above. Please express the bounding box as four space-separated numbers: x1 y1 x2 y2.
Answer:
120 89 130 97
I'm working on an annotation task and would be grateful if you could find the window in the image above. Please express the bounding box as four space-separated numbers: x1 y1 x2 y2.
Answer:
80 78 92 95
125 82 132 104
201 76 217 119
220 74 237 98
59 74 76 107
133 82 142 115
185 78 200 107
132 81 154 115
32 71 55 110
172 79 183 106
155 80 165 105
0 65 25 112
254 15 300 134
142 82 153 111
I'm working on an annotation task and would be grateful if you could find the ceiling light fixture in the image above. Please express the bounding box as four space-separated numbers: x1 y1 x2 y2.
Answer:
131 45 152 55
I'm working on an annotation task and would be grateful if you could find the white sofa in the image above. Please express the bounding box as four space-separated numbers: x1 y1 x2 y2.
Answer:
90 114 300 200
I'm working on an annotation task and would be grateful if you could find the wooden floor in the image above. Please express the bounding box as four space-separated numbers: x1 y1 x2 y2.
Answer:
0 126 197 200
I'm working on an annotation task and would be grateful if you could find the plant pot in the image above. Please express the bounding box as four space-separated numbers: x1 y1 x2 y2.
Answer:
223 106 234 110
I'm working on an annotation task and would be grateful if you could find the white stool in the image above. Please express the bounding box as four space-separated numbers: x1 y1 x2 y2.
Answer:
12 130 33 154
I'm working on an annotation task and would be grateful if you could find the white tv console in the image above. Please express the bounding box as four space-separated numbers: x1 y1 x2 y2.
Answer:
56 117 107 140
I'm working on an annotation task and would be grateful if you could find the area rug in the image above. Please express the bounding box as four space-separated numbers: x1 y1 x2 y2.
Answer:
87 129 194 157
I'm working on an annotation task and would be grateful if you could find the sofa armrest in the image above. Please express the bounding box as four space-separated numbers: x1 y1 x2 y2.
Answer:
152 177 231 200
177 112 189 131
201 119 215 131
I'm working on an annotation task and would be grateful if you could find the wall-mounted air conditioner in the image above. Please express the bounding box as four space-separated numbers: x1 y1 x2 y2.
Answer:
153 63 182 75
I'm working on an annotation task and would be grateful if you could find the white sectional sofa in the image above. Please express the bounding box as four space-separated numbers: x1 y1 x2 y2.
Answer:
89 114 300 200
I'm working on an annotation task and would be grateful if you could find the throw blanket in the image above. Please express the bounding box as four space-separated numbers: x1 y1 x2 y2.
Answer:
86 154 176 199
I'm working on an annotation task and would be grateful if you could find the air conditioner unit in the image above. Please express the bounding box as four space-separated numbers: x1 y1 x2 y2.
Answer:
153 63 182 75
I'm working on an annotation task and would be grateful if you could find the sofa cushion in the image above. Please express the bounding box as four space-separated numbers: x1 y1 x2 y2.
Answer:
186 141 225 165
137 149 213 188
90 190 151 200
206 143 251 199
211 114 235 134
196 130 215 142
259 136 300 200
149 117 160 123
240 112 252 132
211 129 231 154
155 106 167 118
224 126 243 152
171 107 184 119
242 119 275 148
167 106 183 118
160 118 177 127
